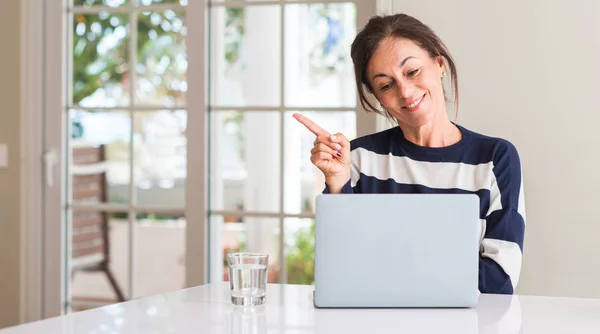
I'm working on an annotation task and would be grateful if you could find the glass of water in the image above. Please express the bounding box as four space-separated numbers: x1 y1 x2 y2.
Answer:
227 253 269 306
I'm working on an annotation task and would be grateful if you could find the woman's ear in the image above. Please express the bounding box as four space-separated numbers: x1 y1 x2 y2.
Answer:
435 56 446 75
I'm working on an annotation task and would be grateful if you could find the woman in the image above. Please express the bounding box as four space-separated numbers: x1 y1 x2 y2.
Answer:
293 13 525 294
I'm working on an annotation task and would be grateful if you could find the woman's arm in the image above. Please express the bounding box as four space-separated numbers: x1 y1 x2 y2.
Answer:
479 141 526 294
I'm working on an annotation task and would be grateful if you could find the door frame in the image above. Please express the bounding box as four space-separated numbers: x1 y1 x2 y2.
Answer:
42 0 68 319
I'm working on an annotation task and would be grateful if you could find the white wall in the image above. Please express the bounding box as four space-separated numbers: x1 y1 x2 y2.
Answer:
389 0 600 298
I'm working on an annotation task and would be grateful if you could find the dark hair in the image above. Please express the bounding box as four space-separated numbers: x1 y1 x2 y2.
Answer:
350 13 459 121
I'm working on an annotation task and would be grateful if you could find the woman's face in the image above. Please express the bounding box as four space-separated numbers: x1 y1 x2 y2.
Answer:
367 37 446 128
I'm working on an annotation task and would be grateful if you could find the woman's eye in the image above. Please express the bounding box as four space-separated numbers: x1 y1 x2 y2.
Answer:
407 69 419 77
381 83 392 91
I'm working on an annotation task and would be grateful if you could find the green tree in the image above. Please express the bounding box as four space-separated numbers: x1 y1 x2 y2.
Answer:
286 222 315 285
72 6 186 105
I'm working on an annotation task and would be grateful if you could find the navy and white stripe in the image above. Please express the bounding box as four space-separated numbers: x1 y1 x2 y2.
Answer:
325 124 526 294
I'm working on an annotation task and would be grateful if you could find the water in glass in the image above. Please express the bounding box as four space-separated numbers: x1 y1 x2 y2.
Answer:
227 253 268 306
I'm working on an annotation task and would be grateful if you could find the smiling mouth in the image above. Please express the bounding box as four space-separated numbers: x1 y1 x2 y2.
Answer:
402 93 426 110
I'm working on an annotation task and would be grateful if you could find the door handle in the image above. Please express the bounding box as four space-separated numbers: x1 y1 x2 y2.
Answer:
43 149 57 187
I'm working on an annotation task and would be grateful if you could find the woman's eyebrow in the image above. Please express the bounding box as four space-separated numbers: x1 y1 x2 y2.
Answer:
371 56 417 81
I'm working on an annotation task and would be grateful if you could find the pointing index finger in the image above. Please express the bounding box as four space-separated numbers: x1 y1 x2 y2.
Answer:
292 113 330 136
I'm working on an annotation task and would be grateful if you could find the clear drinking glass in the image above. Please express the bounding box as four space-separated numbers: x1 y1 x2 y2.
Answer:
227 253 269 306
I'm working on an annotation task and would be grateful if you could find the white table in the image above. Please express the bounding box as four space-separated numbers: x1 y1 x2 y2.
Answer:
3 283 600 333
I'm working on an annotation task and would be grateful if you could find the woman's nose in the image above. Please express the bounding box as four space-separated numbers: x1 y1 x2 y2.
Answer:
397 81 414 99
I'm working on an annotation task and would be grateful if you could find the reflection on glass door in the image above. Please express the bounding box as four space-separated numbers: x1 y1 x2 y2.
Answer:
66 0 191 312
208 1 370 285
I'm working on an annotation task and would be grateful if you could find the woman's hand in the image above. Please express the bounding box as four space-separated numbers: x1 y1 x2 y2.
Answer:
293 113 351 193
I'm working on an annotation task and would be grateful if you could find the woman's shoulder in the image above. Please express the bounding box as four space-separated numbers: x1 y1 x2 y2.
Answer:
459 125 521 163
348 124 521 165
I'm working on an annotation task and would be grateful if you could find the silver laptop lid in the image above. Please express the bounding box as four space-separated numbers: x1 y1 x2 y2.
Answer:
314 193 480 308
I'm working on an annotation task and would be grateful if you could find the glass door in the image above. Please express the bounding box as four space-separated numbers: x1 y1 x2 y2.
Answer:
207 0 377 284
57 0 205 313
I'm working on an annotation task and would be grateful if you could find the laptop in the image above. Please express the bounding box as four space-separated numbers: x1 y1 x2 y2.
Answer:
313 193 480 308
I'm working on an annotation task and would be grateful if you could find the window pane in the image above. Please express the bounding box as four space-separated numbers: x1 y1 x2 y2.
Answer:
209 111 281 212
133 110 187 209
284 217 314 285
284 3 357 108
137 0 187 5
209 6 281 107
73 13 130 107
136 11 187 107
70 211 130 310
134 214 186 298
70 110 131 205
217 215 281 283
283 111 356 214
74 0 128 7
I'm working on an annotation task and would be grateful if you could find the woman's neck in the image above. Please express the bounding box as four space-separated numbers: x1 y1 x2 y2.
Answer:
398 114 462 148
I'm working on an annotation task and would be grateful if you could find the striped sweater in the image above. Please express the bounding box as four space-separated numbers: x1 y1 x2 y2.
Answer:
324 124 526 294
